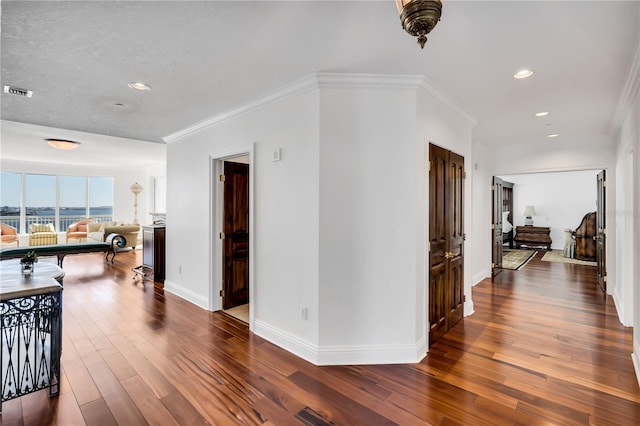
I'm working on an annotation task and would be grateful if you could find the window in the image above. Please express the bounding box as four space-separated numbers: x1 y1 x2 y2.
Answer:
25 174 56 230
89 177 113 219
60 176 87 231
0 173 114 234
0 172 22 232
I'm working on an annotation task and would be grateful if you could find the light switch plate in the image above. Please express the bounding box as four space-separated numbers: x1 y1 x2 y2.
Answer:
272 148 281 162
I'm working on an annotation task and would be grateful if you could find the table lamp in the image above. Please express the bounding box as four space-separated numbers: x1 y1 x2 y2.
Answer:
523 205 537 226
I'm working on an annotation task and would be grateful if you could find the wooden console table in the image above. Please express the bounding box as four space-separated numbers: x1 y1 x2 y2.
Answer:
133 225 165 284
1 260 63 411
514 226 552 250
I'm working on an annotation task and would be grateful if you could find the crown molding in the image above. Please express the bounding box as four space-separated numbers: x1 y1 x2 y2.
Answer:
163 75 320 143
163 72 476 143
417 77 477 126
611 38 640 136
316 72 425 89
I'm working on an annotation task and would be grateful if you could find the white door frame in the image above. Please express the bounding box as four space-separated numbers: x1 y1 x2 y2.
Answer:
209 144 255 331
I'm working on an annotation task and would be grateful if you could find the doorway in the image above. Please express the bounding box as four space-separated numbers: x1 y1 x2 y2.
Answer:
428 143 465 346
218 155 250 323
490 169 606 288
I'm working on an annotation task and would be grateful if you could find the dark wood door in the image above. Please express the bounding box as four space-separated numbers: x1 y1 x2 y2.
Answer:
223 161 250 310
596 170 606 292
491 176 504 275
429 144 464 346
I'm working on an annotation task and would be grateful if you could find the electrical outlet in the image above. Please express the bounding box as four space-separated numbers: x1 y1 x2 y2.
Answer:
299 305 308 320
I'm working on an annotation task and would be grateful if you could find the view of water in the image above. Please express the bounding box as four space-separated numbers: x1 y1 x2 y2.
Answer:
34 207 113 216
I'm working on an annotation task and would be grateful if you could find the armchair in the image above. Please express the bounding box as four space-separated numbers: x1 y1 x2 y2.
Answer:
1 223 19 247
29 223 58 246
66 218 96 243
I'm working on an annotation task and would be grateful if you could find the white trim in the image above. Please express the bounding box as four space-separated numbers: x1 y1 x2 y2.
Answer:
316 73 424 90
316 340 427 366
254 319 319 364
163 76 319 143
633 345 640 387
613 285 631 327
254 319 427 366
164 279 209 310
208 145 255 330
417 78 478 126
163 73 477 143
611 38 640 135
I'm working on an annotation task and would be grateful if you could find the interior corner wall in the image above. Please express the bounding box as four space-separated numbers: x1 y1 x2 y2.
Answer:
634 82 640 385
470 141 495 285
416 89 475 320
165 88 321 356
317 83 421 364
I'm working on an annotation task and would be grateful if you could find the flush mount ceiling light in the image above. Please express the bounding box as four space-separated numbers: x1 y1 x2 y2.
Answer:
547 133 559 138
46 138 81 150
534 111 550 117
513 69 535 79
128 82 151 91
396 0 442 49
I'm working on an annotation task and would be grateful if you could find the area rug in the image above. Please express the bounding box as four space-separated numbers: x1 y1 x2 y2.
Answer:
502 249 537 270
541 250 597 266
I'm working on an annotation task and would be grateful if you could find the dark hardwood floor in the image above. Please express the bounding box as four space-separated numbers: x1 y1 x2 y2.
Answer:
1 250 638 425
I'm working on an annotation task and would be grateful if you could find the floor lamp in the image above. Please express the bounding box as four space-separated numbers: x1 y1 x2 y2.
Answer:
130 182 143 225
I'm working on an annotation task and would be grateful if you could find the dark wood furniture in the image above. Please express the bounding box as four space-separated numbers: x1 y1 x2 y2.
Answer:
134 225 165 283
514 226 552 250
574 212 596 261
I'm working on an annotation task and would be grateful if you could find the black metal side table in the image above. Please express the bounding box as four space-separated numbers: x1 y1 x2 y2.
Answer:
0 260 64 411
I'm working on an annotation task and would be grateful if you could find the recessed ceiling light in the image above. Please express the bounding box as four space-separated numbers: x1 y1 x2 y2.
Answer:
128 82 151 91
534 111 550 117
513 69 535 79
547 133 559 138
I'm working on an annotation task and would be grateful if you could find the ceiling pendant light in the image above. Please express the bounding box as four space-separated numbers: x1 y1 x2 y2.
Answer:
396 0 443 49
46 138 81 150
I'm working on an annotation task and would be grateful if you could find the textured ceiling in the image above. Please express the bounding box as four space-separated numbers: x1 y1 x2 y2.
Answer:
1 1 639 155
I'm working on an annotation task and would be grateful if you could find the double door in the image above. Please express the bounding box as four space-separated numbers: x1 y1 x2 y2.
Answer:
429 144 465 346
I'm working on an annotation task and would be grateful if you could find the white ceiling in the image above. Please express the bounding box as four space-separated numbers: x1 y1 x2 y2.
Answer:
1 1 638 164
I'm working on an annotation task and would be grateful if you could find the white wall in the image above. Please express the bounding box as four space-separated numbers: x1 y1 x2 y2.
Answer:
498 170 600 251
416 84 476 330
317 78 420 362
471 142 496 284
614 40 640 379
165 74 475 365
165 80 321 354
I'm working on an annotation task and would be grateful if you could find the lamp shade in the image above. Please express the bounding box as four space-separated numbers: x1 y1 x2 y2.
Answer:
129 182 143 195
523 206 537 217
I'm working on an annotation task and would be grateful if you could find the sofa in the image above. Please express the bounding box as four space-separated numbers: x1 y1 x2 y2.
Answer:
66 218 96 242
87 222 140 249
29 223 58 246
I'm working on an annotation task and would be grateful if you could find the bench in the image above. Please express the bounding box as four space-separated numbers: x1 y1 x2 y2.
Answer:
0 233 126 267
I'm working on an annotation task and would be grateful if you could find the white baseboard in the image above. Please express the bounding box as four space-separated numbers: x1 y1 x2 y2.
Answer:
632 344 640 387
612 287 630 326
472 271 489 285
254 319 427 366
163 280 208 310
